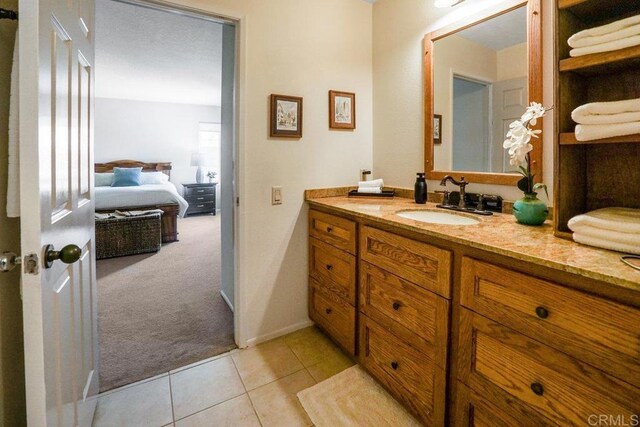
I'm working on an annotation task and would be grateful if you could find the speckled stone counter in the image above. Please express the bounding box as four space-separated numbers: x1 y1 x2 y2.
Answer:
305 189 640 306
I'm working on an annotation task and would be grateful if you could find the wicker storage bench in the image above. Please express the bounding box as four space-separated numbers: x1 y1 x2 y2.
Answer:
96 213 162 259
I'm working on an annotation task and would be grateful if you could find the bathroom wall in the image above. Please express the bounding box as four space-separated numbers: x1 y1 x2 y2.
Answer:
372 0 555 203
0 0 26 425
161 0 374 344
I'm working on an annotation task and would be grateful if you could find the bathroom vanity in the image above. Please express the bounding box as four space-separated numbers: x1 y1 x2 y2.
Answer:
306 189 640 426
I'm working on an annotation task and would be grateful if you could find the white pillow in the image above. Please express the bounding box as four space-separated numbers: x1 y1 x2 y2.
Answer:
140 172 170 185
95 173 114 187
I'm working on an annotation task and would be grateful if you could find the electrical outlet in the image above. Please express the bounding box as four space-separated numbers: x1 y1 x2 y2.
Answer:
272 186 283 205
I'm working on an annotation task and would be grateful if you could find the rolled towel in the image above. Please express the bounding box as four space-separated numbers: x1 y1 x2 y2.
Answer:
573 232 640 255
568 207 640 234
358 179 384 188
357 187 382 194
575 122 640 141
570 35 640 57
568 14 640 46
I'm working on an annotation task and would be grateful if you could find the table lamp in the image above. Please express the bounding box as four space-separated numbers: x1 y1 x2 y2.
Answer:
191 152 207 184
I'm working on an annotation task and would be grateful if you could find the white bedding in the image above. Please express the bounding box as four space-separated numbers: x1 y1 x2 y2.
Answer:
95 183 189 217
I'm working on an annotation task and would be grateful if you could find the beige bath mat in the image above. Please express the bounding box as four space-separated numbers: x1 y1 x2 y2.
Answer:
297 365 421 427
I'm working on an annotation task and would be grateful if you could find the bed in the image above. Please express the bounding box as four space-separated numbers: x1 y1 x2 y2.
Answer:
94 160 188 243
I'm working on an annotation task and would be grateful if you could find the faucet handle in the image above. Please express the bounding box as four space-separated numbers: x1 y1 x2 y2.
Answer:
435 190 450 205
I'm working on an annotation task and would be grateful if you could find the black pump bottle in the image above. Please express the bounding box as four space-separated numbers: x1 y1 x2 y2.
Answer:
415 173 427 204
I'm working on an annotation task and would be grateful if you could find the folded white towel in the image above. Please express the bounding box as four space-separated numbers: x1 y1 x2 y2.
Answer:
356 187 382 194
569 23 640 48
575 122 640 141
569 225 639 247
568 207 640 234
572 98 640 125
572 111 640 125
570 35 640 57
573 233 640 255
358 179 384 188
568 14 640 46
7 31 19 218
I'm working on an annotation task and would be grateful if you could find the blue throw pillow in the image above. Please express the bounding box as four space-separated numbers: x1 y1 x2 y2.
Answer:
111 167 142 187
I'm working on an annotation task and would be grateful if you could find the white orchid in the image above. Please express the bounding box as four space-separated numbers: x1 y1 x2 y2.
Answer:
504 102 551 197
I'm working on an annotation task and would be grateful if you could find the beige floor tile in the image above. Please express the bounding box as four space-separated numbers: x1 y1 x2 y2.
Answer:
232 339 304 390
283 326 346 367
305 348 355 383
248 370 316 427
92 376 173 427
175 394 260 427
170 356 245 420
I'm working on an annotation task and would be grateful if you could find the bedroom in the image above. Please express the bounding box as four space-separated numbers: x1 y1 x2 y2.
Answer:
92 0 235 392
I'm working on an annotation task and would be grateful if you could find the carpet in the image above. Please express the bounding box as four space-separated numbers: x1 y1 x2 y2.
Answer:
297 365 421 427
97 215 235 392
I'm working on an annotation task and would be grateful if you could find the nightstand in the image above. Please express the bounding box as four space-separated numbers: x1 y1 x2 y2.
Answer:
183 183 217 216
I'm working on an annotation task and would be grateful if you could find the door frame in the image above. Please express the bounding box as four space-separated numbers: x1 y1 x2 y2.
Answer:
103 0 249 347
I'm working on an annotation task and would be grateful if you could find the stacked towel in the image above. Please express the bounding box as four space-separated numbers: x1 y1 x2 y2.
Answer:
568 207 640 255
572 98 640 141
568 14 640 57
357 179 384 194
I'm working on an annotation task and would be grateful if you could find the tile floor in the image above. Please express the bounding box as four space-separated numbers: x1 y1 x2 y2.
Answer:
92 326 354 427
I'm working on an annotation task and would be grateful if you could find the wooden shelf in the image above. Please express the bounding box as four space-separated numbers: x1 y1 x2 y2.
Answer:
558 0 640 24
560 45 640 75
559 133 640 145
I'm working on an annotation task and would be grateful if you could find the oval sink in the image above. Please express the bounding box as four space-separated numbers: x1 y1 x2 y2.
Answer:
396 210 480 225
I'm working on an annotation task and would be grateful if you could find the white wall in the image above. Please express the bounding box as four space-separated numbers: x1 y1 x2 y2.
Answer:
165 0 374 345
497 42 527 81
94 98 221 196
373 0 555 203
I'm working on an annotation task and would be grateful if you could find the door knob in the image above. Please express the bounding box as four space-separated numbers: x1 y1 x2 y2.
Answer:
0 252 21 272
44 244 82 268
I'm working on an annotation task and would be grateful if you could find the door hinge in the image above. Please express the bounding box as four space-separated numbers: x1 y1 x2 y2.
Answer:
236 196 240 206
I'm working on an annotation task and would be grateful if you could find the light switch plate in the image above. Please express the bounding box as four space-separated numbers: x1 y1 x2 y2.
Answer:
272 186 283 205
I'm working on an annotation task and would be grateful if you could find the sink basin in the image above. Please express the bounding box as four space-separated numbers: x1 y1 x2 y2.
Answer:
396 210 480 225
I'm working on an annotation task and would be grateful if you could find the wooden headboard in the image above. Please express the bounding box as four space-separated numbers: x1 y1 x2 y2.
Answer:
95 160 172 178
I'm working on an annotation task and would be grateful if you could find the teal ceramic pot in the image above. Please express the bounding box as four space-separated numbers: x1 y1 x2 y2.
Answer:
512 193 548 226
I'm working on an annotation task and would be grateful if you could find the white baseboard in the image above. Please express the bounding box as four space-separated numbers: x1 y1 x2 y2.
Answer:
220 290 234 312
245 319 314 347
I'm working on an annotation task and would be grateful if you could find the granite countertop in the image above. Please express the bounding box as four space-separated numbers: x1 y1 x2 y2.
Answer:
305 192 640 301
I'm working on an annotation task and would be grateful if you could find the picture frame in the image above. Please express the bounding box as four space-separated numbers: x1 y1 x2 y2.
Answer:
270 94 303 138
329 90 356 130
433 114 442 145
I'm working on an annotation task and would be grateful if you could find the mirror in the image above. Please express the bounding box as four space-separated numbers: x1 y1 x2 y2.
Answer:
424 0 542 185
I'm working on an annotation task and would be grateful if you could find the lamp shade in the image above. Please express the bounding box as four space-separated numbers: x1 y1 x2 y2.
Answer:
190 152 206 167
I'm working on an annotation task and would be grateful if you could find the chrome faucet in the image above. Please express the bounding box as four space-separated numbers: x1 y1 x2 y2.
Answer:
440 175 469 209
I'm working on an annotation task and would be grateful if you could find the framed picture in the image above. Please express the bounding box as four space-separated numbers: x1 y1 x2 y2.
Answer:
329 90 356 130
270 94 303 138
433 114 442 145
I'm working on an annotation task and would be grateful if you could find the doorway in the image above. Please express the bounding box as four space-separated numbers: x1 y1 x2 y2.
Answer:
93 0 238 392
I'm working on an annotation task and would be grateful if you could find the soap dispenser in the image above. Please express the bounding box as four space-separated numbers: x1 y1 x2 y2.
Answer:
415 173 427 204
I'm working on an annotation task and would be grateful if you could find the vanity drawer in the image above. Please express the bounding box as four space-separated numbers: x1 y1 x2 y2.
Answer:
309 210 356 255
359 226 452 298
309 237 356 305
460 257 640 385
454 382 555 427
458 309 640 426
359 261 449 368
359 314 446 425
310 279 356 355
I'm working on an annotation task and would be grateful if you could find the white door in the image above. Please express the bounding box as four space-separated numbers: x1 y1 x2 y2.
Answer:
20 0 98 424
492 77 528 173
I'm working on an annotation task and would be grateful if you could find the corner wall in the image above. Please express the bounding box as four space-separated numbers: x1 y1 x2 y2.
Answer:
165 0 374 344
372 0 555 203
0 0 26 424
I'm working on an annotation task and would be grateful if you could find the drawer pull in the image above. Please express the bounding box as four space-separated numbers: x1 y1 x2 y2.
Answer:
326 227 333 233
197 197 204 201
325 308 332 315
392 301 401 311
326 264 333 271
530 382 544 396
197 189 205 193
535 306 549 319
390 361 399 370
197 205 205 208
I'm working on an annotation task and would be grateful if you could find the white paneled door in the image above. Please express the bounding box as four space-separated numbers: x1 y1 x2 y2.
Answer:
20 0 98 424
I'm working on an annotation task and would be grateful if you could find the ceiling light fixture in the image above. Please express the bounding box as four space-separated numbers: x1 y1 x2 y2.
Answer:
434 0 465 8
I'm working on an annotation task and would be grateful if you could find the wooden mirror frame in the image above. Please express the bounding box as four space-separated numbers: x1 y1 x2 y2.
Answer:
423 0 542 185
